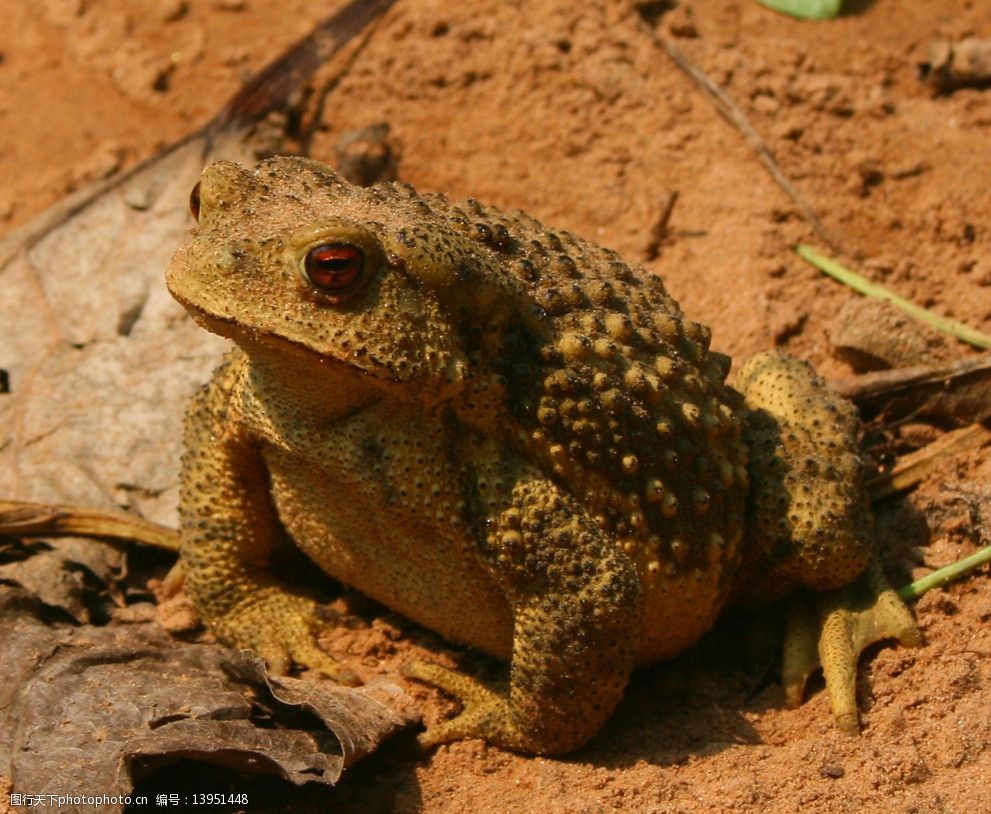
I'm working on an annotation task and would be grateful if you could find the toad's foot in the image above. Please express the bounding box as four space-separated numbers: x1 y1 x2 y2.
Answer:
210 584 361 685
402 660 533 751
782 558 922 733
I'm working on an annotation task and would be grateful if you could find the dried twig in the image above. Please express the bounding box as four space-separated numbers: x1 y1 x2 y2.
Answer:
217 0 395 134
831 352 991 402
646 31 843 255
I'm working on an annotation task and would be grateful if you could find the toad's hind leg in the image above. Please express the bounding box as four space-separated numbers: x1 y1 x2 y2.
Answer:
783 559 921 733
406 465 641 755
735 350 921 732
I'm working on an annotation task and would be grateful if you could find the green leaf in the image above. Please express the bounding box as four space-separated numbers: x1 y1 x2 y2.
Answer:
755 0 842 19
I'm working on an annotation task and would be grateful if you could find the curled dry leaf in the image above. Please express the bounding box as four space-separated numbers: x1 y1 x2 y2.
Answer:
0 590 415 813
0 536 124 623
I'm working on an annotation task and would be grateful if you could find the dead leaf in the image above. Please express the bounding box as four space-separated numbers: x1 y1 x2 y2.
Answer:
0 1 411 801
0 0 396 526
0 121 241 527
0 589 415 814
0 536 124 623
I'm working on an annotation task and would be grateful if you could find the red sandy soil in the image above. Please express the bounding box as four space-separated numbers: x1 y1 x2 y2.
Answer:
2 1 990 812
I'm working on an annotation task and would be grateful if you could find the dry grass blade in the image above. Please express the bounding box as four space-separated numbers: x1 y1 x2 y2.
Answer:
0 500 179 551
868 423 991 500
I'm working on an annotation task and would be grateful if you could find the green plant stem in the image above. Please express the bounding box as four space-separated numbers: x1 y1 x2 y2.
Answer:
796 244 991 350
898 545 991 602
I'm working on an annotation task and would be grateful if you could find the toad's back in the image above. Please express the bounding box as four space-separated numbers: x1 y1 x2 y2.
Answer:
399 190 751 659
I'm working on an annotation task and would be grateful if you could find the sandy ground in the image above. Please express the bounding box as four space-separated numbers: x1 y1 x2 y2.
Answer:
2 0 990 812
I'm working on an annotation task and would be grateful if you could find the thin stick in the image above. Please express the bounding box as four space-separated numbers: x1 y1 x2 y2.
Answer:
898 545 991 602
831 352 991 403
796 244 991 349
651 33 843 255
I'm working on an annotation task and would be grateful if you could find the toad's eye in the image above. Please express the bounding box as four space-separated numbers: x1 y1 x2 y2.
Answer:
303 243 364 292
189 182 201 221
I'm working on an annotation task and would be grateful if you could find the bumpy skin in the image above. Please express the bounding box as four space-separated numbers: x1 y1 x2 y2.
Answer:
733 351 920 731
733 350 873 604
167 157 916 755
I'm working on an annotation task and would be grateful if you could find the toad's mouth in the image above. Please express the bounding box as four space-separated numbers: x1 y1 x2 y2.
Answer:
169 288 400 384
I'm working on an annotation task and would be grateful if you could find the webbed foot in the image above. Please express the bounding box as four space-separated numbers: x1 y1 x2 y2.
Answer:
210 585 361 685
402 660 526 751
782 559 921 733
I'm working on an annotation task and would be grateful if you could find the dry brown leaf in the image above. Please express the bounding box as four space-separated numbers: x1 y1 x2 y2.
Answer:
0 124 239 525
0 0 410 800
0 0 395 525
0 589 415 814
0 536 124 623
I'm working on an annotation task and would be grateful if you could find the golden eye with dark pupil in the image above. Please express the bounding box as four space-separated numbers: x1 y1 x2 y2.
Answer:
189 181 201 221
304 243 364 291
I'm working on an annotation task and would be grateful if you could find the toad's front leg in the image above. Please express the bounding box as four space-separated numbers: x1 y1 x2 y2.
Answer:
179 355 358 684
406 467 642 755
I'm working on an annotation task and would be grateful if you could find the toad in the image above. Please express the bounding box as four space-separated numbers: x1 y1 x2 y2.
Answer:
166 157 920 755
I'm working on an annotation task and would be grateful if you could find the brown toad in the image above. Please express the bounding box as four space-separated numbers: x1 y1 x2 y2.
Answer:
166 157 919 755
